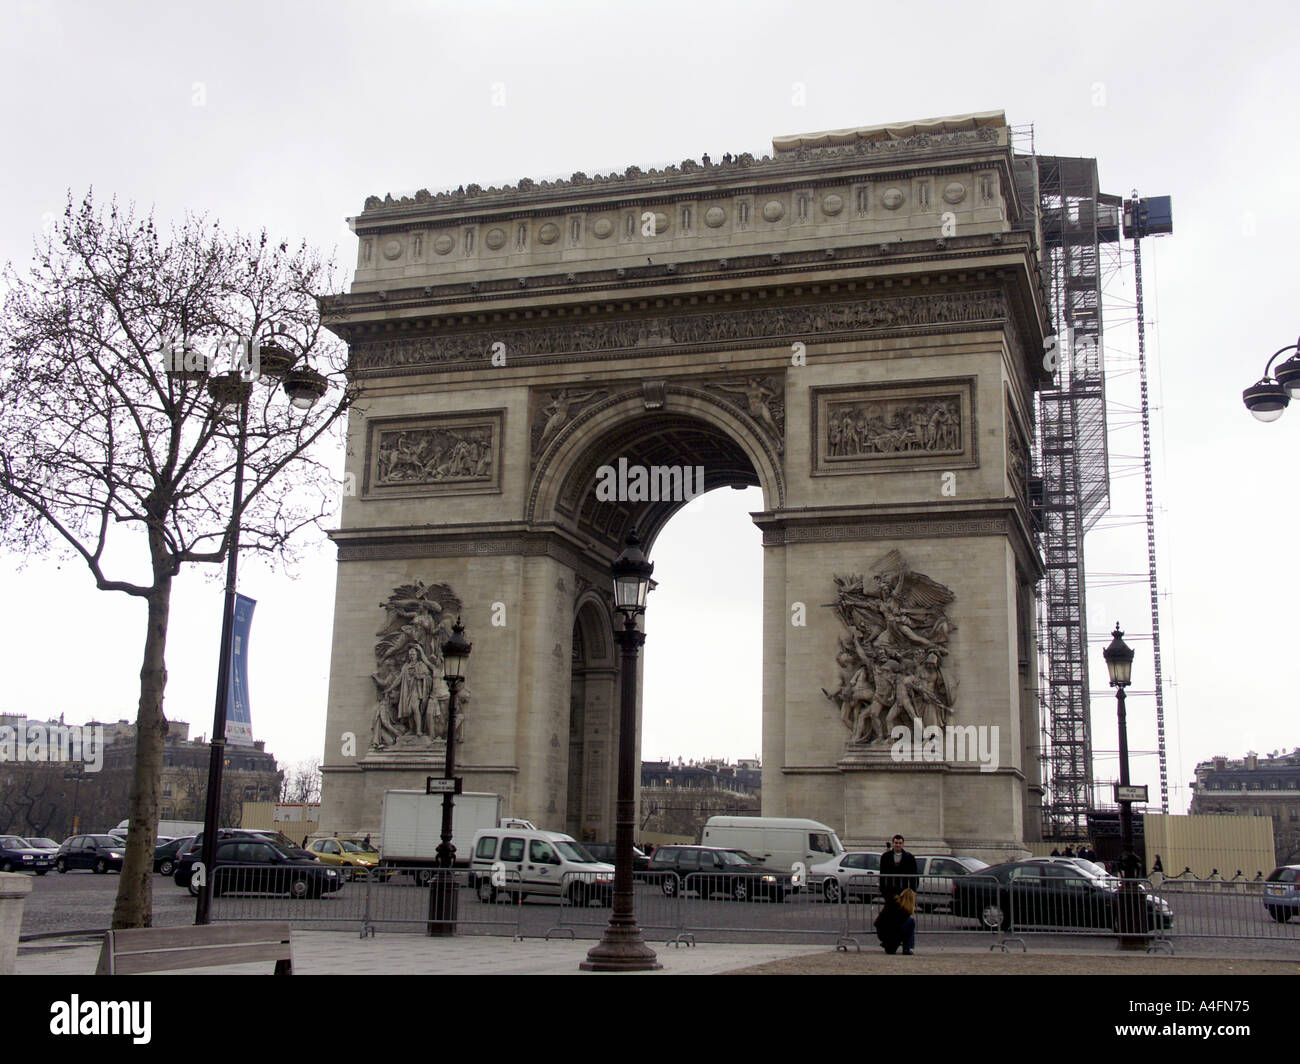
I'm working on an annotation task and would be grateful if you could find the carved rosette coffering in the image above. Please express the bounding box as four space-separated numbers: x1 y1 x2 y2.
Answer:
369 582 469 751
823 550 957 746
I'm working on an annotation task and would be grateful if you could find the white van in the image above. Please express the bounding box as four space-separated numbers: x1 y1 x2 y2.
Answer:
112 819 205 840
701 817 844 875
469 822 614 905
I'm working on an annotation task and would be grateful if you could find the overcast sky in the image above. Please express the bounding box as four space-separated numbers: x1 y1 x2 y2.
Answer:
1 0 1296 819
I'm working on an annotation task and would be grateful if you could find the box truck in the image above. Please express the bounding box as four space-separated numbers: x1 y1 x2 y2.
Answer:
379 790 502 879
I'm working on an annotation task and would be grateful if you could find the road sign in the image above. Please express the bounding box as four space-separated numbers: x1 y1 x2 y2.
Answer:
426 777 463 795
1114 784 1148 803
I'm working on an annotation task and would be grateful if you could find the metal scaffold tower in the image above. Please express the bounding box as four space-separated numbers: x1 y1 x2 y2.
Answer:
1030 154 1123 839
1122 193 1175 813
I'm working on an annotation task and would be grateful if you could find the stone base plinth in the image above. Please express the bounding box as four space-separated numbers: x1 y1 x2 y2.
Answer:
0 872 33 976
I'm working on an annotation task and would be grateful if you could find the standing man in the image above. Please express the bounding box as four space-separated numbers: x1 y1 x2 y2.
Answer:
878 834 919 955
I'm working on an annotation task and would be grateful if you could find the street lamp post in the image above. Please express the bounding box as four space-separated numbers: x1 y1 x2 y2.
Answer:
63 768 86 836
582 528 661 972
1242 336 1300 422
1102 623 1146 947
429 618 471 936
193 331 327 925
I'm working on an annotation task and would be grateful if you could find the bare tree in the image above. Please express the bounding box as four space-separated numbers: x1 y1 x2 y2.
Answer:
0 193 354 926
0 763 65 837
279 756 322 806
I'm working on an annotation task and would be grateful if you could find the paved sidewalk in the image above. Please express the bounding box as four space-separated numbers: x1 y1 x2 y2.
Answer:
18 931 1300 976
16 932 817 976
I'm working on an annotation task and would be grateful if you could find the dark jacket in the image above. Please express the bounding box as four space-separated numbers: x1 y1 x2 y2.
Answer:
879 847 918 899
874 896 909 953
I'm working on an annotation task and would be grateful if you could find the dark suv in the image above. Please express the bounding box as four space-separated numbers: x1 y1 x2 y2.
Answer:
582 843 650 874
647 845 792 902
174 836 342 899
56 835 126 874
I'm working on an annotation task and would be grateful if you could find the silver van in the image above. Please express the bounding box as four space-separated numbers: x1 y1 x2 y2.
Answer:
469 823 614 905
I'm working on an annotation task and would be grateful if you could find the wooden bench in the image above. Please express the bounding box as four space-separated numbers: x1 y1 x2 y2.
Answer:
96 922 293 975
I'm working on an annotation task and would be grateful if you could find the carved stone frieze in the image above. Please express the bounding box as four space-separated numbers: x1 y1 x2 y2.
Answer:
353 290 1012 374
823 551 957 746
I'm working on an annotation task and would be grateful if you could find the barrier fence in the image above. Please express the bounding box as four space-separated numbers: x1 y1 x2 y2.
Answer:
204 864 1300 955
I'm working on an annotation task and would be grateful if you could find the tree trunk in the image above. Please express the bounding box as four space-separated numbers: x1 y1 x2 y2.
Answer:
111 575 172 929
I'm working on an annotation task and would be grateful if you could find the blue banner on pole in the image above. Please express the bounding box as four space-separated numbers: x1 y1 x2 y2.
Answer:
227 593 256 747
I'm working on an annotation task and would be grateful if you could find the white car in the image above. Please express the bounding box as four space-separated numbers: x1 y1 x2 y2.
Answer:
812 852 990 908
810 851 881 902
913 854 990 910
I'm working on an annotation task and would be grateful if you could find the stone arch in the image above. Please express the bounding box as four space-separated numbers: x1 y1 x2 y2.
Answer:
567 593 619 839
527 385 783 551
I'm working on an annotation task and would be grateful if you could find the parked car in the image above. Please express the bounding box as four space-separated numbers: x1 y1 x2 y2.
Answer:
810 851 880 902
1263 865 1300 923
810 852 988 907
185 829 315 862
306 837 379 879
0 835 54 874
913 855 990 911
951 858 1173 931
173 836 343 899
581 843 650 874
647 845 793 902
55 835 126 874
469 824 614 905
153 836 195 876
23 838 60 859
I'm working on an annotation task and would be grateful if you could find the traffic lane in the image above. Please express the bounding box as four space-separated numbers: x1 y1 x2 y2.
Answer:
18 868 198 936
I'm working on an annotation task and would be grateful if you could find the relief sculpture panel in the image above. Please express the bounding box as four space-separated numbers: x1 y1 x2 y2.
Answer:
364 410 503 497
811 378 976 475
823 551 957 746
369 582 469 750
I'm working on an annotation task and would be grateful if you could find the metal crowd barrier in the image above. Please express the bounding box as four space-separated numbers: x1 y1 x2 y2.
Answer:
205 862 1300 956
1148 878 1300 945
211 864 524 938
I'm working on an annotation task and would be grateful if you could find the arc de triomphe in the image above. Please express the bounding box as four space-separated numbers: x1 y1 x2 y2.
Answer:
320 111 1045 862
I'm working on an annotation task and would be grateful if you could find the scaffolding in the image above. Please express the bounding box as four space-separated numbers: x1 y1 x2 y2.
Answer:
1030 155 1123 839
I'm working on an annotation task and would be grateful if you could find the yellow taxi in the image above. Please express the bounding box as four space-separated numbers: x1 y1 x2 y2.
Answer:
307 837 380 880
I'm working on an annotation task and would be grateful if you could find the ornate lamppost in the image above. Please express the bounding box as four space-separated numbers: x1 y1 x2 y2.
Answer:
429 618 471 936
1242 336 1300 422
1102 623 1146 946
193 330 327 925
582 529 661 971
